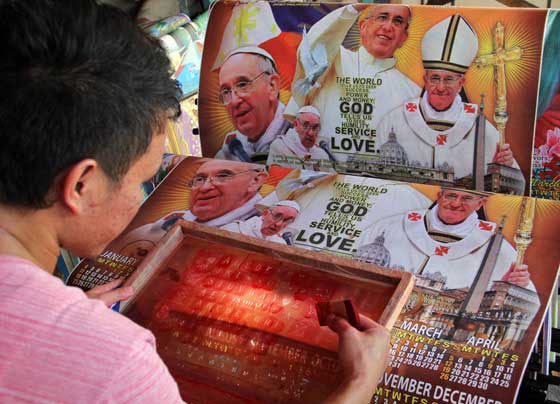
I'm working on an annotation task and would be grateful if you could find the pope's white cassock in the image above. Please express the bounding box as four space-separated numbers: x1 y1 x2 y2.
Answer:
215 103 285 164
376 89 523 181
111 194 262 253
221 216 286 244
285 5 420 162
266 128 334 171
354 205 536 292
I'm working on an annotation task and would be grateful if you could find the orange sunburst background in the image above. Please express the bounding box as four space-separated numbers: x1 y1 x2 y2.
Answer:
198 3 548 186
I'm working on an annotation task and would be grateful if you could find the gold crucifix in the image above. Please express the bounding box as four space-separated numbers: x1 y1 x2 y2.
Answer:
474 22 523 146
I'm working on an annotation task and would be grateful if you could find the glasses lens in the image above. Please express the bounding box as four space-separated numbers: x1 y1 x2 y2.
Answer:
234 81 252 96
374 15 388 23
213 172 234 184
393 17 404 27
190 176 206 188
443 193 479 204
219 89 231 105
430 76 459 86
302 122 320 131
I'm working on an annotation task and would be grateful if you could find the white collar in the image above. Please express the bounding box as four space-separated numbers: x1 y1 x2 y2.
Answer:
428 205 479 238
403 209 496 259
420 93 463 122
358 47 396 74
402 96 478 148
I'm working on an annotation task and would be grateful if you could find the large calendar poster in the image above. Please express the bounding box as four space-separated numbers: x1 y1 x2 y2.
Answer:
69 157 560 403
197 1 560 200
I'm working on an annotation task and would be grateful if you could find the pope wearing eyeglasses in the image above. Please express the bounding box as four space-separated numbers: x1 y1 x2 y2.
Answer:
221 200 301 245
283 3 420 163
375 13 523 186
354 187 536 300
110 160 269 259
214 46 286 165
267 105 335 172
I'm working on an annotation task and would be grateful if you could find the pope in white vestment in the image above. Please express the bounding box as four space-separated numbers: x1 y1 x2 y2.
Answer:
354 205 535 293
221 200 301 245
286 4 420 162
267 105 335 172
267 128 333 171
374 13 524 189
376 93 521 180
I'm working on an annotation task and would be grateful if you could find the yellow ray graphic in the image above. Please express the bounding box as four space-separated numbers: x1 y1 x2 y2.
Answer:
484 194 523 242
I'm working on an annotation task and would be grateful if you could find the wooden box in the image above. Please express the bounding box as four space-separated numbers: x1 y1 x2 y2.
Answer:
122 221 414 403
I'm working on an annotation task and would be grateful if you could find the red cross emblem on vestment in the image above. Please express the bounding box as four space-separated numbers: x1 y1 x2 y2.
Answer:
406 103 417 112
463 104 476 114
408 212 422 222
225 133 237 143
434 246 450 256
478 221 493 231
436 134 448 146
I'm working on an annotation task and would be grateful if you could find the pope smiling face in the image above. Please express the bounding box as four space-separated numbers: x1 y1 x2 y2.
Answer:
360 5 410 60
436 190 487 225
424 70 466 111
189 160 266 222
218 53 279 142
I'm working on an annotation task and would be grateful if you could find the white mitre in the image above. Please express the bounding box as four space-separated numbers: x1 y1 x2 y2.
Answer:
422 14 479 74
